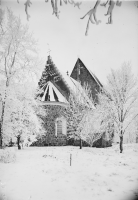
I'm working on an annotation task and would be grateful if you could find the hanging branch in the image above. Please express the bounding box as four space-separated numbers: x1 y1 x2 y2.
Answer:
81 0 101 36
74 1 81 9
63 0 67 4
54 0 60 18
101 0 122 24
51 0 55 15
104 0 115 24
17 0 19 3
46 0 81 18
60 0 62 6
134 1 138 8
50 0 60 18
116 1 122 6
68 0 74 4
24 0 32 21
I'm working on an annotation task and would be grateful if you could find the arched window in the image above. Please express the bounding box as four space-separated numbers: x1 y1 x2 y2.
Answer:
55 117 66 137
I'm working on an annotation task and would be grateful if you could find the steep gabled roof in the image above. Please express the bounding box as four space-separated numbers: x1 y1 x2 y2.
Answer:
37 56 95 108
88 68 103 88
41 81 68 103
71 58 103 88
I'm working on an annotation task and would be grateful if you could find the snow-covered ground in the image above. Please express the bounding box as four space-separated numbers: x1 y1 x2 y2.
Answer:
0 144 138 200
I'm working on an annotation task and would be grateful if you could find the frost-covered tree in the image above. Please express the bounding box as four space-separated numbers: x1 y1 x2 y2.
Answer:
97 63 138 153
65 83 95 148
74 82 114 147
0 76 45 149
134 117 138 142
0 8 42 148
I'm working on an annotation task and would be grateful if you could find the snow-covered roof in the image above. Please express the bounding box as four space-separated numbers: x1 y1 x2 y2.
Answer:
87 68 103 88
38 56 95 109
59 71 95 109
41 81 68 104
59 71 81 93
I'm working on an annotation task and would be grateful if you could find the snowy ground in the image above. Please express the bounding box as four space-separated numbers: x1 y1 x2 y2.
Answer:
0 144 138 200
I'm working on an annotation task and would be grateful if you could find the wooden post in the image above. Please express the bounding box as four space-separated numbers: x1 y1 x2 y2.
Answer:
70 153 72 166
80 138 82 149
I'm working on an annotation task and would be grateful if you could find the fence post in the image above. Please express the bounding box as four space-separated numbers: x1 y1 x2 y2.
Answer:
70 153 72 166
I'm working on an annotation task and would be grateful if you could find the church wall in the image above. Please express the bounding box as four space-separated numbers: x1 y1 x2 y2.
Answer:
46 128 67 146
43 105 67 146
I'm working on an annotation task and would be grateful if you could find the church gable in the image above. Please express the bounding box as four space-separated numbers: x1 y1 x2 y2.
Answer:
41 81 68 104
38 55 70 103
70 58 103 103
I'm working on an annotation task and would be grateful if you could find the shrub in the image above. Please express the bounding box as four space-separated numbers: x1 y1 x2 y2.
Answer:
0 148 16 163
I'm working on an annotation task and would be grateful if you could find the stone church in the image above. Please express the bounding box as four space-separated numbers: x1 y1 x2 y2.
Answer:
37 55 110 147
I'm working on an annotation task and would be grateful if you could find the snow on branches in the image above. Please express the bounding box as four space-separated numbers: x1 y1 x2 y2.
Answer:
1 1 138 36
65 83 102 146
0 9 44 148
97 63 138 152
80 1 101 36
23 0 81 20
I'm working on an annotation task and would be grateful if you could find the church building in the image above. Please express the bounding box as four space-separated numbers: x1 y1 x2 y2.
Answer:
37 55 110 147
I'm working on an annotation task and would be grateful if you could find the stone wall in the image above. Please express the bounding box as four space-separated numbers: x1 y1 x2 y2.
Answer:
42 105 67 146
45 120 67 146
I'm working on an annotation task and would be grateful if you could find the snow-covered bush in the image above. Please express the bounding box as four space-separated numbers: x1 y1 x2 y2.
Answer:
0 148 16 163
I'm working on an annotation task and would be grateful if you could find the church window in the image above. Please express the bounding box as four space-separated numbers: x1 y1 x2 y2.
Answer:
55 117 66 137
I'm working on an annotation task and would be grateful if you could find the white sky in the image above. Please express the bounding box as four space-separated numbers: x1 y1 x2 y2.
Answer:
1 1 138 85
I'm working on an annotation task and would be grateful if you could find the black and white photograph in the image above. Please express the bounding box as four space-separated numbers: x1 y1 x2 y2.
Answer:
0 1 138 200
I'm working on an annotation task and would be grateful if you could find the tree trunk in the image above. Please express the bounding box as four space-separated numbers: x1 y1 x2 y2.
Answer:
17 135 21 150
0 122 2 149
80 138 82 149
0 103 5 149
9 138 13 147
0 79 9 149
120 135 123 153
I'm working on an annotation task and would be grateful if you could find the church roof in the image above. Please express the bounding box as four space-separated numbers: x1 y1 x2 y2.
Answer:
74 58 103 88
59 71 95 108
37 56 95 108
59 71 81 94
41 81 68 103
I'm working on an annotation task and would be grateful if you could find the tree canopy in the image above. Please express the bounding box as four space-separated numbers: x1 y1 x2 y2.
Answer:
0 8 44 148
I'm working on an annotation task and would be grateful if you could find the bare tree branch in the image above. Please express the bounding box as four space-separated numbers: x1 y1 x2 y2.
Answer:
81 0 101 35
24 0 32 21
123 97 138 122
101 0 122 24
73 1 81 9
123 114 138 134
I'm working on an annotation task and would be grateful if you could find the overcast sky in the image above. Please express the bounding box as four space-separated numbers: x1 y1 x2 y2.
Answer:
2 1 138 85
